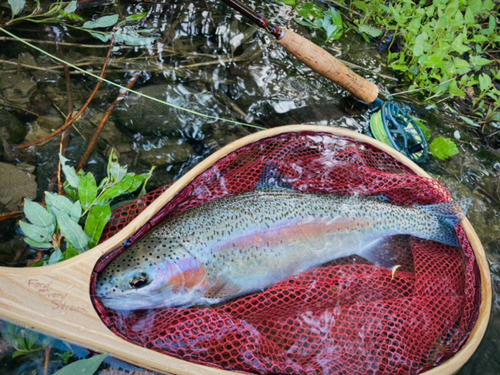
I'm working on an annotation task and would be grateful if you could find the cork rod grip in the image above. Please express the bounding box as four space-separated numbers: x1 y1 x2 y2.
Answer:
276 28 379 103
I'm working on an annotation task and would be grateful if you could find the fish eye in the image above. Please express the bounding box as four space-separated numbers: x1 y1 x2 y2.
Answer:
130 273 149 289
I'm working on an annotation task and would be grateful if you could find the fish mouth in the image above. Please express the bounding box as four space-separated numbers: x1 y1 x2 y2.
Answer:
96 289 171 310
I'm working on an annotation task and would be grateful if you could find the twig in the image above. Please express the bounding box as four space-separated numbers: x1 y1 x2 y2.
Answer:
0 211 23 221
0 59 60 72
484 51 500 66
14 38 115 150
43 345 51 375
77 72 141 171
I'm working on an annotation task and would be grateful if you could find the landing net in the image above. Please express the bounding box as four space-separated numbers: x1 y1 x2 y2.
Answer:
93 131 480 375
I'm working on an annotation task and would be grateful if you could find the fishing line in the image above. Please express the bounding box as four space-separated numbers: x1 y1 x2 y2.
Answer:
0 27 266 131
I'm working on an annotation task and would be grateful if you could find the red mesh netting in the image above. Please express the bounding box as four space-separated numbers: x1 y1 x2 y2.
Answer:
92 131 480 375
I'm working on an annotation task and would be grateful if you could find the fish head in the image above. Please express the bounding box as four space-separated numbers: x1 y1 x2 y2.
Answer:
95 235 207 310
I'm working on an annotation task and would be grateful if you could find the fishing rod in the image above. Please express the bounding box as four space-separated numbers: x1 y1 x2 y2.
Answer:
220 0 428 162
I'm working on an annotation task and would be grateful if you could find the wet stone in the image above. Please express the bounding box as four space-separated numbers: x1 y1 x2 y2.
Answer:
0 162 37 211
205 130 243 151
0 73 37 106
0 109 26 143
90 112 128 145
24 123 53 145
138 138 195 167
114 84 227 138
37 115 64 129
34 136 106 201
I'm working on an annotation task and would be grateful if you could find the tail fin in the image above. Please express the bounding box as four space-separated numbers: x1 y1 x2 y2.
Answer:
420 198 472 247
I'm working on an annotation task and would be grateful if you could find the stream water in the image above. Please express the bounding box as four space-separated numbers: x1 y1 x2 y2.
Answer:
0 0 499 374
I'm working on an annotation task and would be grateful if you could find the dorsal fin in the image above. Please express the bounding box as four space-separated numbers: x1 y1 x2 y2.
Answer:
256 161 293 190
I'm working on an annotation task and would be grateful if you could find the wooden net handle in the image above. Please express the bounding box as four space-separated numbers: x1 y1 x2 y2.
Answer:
276 28 379 103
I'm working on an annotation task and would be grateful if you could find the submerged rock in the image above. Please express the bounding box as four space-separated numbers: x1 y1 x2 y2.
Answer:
138 137 195 167
114 84 227 139
0 162 37 212
0 73 37 106
0 109 26 143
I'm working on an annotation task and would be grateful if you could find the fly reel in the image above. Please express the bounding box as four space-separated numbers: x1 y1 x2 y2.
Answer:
368 100 428 163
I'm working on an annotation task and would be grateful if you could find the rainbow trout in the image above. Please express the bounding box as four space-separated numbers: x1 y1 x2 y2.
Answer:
96 187 471 310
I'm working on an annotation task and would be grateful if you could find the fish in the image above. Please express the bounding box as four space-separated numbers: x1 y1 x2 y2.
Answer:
95 174 471 311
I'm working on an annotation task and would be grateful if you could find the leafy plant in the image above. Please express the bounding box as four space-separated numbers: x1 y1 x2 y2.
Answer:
1 321 105 374
349 0 499 129
20 151 154 265
280 0 344 41
5 0 156 46
1 322 53 358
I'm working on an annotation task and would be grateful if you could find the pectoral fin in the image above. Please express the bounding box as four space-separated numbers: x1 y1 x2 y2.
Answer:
205 276 242 299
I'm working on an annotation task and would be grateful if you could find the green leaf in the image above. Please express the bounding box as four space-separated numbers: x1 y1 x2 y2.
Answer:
453 58 470 72
122 12 147 23
107 150 127 184
64 182 79 202
84 203 111 248
295 2 323 20
55 351 74 364
478 73 492 91
59 154 81 189
23 200 54 228
53 210 89 252
470 34 488 43
19 221 54 243
430 137 459 160
48 248 63 265
78 172 97 211
90 32 112 42
8 0 25 16
352 1 368 13
45 192 74 216
82 14 119 29
444 0 459 17
137 167 155 197
451 34 470 54
64 246 79 260
482 15 496 36
24 237 52 249
63 0 77 13
449 80 466 98
358 24 383 38
469 56 492 70
293 18 317 28
52 353 108 375
114 33 156 46
25 329 39 349
413 32 428 57
97 174 136 203
69 201 82 222
12 350 29 359
415 120 431 141
464 7 475 25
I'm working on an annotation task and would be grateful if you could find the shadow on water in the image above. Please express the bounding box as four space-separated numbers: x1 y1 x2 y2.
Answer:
0 0 499 374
